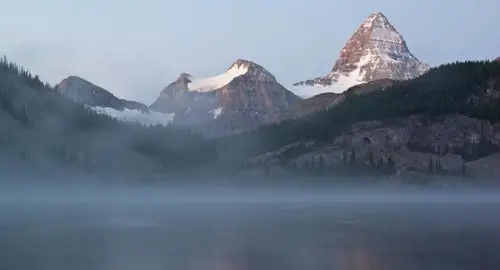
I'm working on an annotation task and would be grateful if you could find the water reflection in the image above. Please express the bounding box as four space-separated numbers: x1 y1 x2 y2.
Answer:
1 191 500 270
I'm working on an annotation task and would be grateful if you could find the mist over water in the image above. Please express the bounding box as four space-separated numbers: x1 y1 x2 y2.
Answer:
1 183 500 270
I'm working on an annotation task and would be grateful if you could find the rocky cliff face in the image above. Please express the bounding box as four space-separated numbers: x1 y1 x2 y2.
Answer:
57 76 149 112
246 114 500 182
150 59 300 135
292 12 429 98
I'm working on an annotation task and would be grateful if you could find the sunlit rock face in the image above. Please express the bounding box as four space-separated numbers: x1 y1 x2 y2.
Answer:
292 12 429 98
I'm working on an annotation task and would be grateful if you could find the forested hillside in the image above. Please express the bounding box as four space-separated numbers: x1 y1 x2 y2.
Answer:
0 57 215 178
216 60 500 179
224 61 500 150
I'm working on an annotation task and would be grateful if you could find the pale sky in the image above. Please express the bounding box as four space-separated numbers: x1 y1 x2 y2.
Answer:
1 0 498 104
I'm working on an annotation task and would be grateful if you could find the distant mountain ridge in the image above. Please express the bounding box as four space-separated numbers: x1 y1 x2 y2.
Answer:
292 12 429 98
54 11 436 134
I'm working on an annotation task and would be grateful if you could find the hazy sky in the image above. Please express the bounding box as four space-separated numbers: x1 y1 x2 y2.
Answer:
1 0 498 104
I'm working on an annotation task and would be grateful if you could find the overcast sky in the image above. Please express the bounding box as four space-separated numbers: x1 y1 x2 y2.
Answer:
1 0 498 104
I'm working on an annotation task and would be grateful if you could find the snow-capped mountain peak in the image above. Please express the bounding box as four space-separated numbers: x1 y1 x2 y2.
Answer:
227 58 255 70
361 12 397 32
181 58 277 93
227 59 271 74
292 11 429 98
229 59 276 81
150 59 300 136
186 61 248 92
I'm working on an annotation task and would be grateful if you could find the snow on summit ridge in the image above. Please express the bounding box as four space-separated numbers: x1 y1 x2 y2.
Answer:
292 11 429 98
150 58 299 136
179 59 277 93
187 61 248 92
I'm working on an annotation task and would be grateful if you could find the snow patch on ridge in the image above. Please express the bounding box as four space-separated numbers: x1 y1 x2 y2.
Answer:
292 53 376 98
89 106 175 126
291 84 342 99
187 65 248 92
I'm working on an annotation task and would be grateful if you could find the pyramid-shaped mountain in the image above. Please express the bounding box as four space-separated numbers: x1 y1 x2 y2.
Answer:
292 12 429 98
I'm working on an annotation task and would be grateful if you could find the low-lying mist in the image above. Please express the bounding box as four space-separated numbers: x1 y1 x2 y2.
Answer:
2 180 500 205
2 180 500 270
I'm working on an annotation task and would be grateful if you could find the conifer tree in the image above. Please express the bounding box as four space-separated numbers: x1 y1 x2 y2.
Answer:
368 151 375 167
428 158 434 173
349 149 356 165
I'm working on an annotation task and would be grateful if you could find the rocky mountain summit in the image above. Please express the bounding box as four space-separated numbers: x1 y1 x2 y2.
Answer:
150 59 300 135
292 12 429 98
57 76 148 112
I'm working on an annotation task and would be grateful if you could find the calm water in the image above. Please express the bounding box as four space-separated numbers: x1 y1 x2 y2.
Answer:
1 187 500 270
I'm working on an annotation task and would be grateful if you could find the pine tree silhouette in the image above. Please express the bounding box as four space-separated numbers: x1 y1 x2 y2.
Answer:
428 158 434 173
376 157 384 169
368 151 375 167
386 156 395 172
349 149 356 165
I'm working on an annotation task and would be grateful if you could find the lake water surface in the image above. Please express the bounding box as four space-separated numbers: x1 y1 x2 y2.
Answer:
0 186 499 270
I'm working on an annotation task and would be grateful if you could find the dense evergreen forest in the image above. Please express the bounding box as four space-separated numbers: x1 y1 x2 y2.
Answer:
0 57 216 177
218 60 500 161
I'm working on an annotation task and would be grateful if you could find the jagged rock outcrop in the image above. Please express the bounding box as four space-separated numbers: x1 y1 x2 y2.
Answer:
57 76 149 112
292 12 429 98
150 59 300 135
